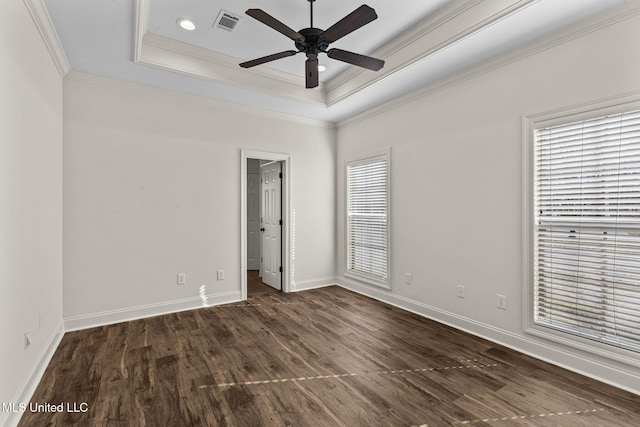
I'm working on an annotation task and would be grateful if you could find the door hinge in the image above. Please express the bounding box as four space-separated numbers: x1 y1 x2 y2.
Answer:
279 172 282 179
279 266 282 272
279 219 282 226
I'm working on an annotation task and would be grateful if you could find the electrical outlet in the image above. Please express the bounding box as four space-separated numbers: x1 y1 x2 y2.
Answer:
217 269 225 280
405 273 413 285
177 273 186 285
497 294 507 310
457 285 465 299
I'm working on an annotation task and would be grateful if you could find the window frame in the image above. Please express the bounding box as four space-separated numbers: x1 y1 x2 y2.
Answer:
523 94 640 368
345 148 391 289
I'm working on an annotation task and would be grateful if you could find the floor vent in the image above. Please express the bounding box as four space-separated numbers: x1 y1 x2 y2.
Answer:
214 10 240 31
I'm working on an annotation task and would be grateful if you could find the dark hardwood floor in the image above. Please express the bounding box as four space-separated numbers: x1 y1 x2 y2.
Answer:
18 285 640 426
247 270 279 297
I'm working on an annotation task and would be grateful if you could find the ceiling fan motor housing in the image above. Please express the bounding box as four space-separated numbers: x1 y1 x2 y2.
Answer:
296 28 329 57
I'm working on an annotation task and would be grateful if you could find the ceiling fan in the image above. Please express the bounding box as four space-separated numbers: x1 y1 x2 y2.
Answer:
239 0 385 89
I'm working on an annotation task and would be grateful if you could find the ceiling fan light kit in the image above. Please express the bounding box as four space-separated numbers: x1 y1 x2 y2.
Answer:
239 0 385 89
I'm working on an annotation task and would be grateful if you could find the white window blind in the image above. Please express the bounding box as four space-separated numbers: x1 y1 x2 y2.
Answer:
347 153 389 286
534 109 640 352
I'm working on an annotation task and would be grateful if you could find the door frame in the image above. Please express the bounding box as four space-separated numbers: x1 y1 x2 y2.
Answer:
240 149 291 301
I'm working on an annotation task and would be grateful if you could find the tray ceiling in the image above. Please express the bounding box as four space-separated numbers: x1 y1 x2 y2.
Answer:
43 0 626 122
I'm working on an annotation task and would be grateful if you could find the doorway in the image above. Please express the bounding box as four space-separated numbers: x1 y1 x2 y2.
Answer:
259 160 282 291
240 150 290 301
246 158 281 296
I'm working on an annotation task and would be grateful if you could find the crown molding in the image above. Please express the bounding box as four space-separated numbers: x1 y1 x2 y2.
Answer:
325 0 480 96
325 0 536 106
143 32 304 88
23 0 70 77
339 0 640 128
140 32 326 106
133 0 149 63
64 70 335 130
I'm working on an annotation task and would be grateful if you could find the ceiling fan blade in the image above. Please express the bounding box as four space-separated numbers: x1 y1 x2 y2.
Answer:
322 5 378 44
246 9 304 42
240 50 298 68
305 57 319 89
327 48 384 71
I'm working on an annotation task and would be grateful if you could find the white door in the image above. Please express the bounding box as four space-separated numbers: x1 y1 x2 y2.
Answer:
261 161 282 289
246 160 260 270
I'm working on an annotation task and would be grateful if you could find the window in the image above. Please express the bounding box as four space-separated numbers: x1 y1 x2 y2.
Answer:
346 150 390 288
530 105 640 354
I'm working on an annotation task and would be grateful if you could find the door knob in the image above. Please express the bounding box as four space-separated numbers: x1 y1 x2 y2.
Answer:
260 228 265 232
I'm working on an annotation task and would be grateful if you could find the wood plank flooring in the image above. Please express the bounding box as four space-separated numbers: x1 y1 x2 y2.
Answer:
18 286 640 426
247 270 279 297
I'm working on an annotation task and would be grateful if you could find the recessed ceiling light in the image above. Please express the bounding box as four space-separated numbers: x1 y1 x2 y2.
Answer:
318 64 327 73
177 18 196 31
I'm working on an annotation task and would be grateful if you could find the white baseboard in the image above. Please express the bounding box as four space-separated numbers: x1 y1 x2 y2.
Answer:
64 291 242 331
291 276 337 292
337 277 640 397
3 323 64 427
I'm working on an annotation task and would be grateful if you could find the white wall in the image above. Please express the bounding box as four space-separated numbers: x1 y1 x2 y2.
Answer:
0 0 64 424
336 12 640 393
62 73 336 328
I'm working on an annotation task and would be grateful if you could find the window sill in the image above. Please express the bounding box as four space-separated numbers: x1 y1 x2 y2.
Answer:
524 324 640 370
345 271 391 290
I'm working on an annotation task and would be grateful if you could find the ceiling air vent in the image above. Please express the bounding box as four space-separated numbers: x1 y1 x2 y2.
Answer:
214 10 240 32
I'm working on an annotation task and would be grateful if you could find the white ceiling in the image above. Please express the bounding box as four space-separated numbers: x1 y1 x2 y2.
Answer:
43 0 624 123
147 0 453 82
